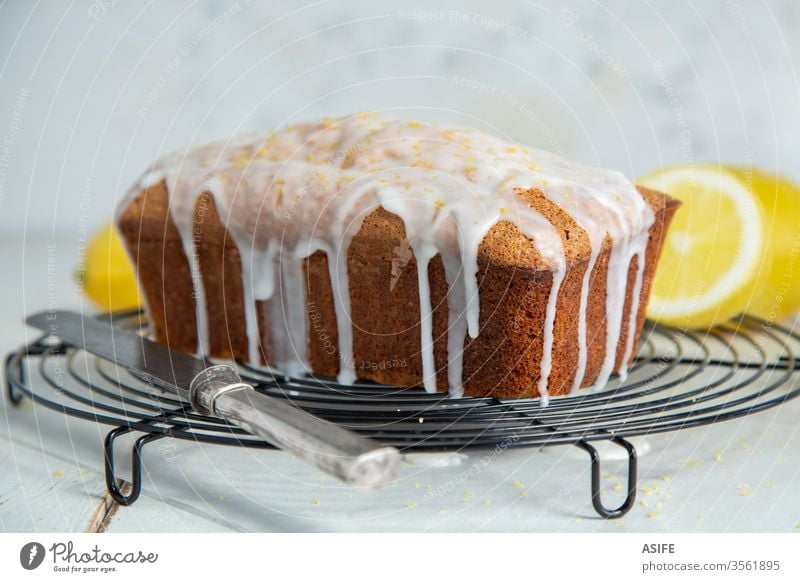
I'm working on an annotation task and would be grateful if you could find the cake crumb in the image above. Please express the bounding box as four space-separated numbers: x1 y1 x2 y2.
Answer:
483 499 492 506
714 450 723 462
405 502 417 509
439 507 450 513
413 481 421 489
738 484 751 497
613 483 623 491
647 512 661 519
513 480 525 490
53 469 63 478
686 459 701 467
311 499 321 505
232 153 250 168
661 475 671 482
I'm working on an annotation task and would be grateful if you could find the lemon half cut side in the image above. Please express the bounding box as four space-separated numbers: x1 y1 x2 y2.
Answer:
638 165 767 329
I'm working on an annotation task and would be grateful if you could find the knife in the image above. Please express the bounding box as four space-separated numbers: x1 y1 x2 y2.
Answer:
26 310 400 488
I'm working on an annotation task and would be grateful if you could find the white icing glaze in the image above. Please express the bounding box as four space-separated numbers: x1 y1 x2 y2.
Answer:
122 113 654 400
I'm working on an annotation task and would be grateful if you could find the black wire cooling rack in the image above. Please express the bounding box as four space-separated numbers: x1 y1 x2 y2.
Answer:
5 310 800 519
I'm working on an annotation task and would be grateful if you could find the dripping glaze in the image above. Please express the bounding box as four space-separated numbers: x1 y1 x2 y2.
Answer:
121 113 654 401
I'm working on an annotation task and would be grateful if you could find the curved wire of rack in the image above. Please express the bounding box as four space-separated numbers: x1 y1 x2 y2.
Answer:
5 310 800 519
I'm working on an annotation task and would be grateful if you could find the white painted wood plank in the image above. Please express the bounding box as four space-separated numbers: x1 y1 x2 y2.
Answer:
102 493 240 533
0 396 249 532
0 430 245 533
0 434 105 532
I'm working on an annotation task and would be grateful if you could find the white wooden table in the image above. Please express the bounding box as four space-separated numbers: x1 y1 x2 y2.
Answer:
2 235 799 532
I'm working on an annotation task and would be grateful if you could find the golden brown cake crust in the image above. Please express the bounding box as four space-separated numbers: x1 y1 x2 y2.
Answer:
118 181 678 398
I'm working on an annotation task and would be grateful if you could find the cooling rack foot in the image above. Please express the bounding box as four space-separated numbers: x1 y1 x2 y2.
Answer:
576 437 638 519
103 427 167 506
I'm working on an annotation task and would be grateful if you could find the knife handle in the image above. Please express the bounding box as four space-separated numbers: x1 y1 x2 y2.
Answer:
190 365 400 488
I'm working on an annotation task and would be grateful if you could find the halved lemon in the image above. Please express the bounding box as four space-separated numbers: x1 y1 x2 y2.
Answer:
637 165 768 329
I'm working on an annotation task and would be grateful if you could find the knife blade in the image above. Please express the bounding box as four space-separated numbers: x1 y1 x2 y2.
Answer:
26 310 400 488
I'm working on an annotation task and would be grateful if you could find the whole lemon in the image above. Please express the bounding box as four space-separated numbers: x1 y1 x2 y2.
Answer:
76 223 142 312
729 166 800 322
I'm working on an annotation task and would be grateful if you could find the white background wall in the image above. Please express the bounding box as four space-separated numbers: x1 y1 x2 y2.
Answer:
1 0 798 237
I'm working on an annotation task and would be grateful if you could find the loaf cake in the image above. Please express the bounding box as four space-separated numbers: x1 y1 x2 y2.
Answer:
116 113 679 401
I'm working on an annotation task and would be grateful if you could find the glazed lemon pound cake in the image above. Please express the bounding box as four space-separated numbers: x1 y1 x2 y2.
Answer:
117 113 679 401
